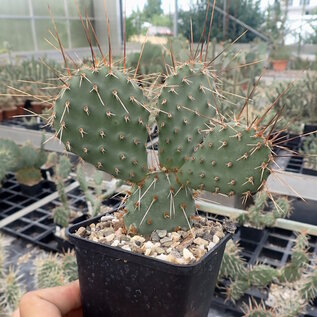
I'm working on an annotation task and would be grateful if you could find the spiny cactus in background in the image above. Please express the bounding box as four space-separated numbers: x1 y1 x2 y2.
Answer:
35 252 77 289
128 43 165 77
76 164 123 217
301 134 317 170
61 251 78 283
46 152 58 167
279 233 309 282
15 138 47 186
0 137 47 187
0 267 24 314
221 233 311 304
219 240 246 280
0 148 13 186
53 156 72 227
0 235 6 279
0 139 19 185
299 262 317 302
266 72 317 130
242 301 275 317
227 264 278 302
237 192 291 228
0 137 47 186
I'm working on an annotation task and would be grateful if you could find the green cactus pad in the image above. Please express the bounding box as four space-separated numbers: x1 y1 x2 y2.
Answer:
177 122 271 195
123 171 195 235
53 67 149 183
157 63 218 169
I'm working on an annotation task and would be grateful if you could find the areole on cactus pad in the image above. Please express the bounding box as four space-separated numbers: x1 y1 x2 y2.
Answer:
53 61 273 235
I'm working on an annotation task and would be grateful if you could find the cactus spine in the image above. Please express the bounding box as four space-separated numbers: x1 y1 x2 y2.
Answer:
35 252 78 289
237 192 291 228
53 156 72 227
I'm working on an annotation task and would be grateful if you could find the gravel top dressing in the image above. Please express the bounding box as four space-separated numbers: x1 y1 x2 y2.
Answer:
75 210 232 265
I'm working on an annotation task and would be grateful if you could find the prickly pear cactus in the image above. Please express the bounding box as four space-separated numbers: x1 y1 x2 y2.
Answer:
157 64 218 169
54 68 149 183
53 55 273 235
178 122 271 194
124 172 195 234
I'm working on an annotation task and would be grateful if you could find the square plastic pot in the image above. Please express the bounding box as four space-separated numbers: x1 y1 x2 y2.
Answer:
67 212 231 317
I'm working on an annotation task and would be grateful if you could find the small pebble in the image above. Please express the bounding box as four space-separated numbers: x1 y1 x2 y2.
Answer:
76 227 86 237
193 237 209 247
207 242 216 251
212 235 220 244
150 231 160 242
160 236 173 247
131 235 146 244
144 241 154 249
101 215 115 222
156 230 167 238
111 240 120 247
121 245 131 251
183 248 195 261
105 233 115 242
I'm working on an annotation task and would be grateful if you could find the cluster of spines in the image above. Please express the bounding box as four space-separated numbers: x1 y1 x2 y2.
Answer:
220 233 313 315
35 252 78 289
237 192 291 228
53 156 72 227
0 236 24 315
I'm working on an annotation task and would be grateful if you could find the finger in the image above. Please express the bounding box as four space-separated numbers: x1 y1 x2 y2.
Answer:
19 280 81 317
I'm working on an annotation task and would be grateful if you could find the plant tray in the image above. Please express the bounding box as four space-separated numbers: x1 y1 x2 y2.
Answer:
1 185 123 252
206 215 317 317
1 117 53 133
0 173 57 219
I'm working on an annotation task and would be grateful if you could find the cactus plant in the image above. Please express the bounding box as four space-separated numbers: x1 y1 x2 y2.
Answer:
237 193 291 228
76 164 123 217
0 236 24 315
301 134 317 171
51 52 275 236
35 252 78 289
0 137 47 188
279 233 309 283
53 156 72 227
220 233 311 305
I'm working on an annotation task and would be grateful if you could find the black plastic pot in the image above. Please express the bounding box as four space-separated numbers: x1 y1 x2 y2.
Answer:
41 166 55 180
302 167 317 176
68 213 231 317
19 181 44 196
239 226 265 243
303 123 317 135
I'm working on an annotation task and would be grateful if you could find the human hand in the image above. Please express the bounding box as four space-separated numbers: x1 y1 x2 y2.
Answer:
12 280 82 317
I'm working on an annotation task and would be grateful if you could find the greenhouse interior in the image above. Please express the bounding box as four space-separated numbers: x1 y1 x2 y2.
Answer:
0 0 317 316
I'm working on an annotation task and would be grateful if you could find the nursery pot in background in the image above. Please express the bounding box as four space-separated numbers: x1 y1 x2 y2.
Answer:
68 213 231 317
271 59 288 72
3 107 18 120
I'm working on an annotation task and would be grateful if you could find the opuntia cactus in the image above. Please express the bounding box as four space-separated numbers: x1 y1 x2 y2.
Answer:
49 7 277 236
52 56 274 235
35 252 78 289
